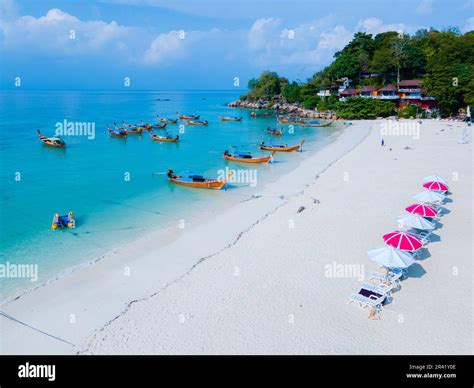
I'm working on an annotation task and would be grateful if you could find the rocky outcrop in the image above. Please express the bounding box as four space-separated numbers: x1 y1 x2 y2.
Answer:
227 99 337 119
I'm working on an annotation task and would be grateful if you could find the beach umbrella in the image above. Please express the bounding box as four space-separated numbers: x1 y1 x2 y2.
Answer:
383 231 422 251
423 181 449 192
422 175 447 185
405 203 438 218
367 246 415 269
413 190 445 203
397 214 435 230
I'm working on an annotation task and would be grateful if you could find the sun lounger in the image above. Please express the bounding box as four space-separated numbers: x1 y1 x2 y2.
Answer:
369 271 402 287
348 292 386 309
361 282 397 295
408 229 432 244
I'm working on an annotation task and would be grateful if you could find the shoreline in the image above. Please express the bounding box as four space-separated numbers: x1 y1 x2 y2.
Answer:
0 125 343 306
1 121 366 354
1 119 471 355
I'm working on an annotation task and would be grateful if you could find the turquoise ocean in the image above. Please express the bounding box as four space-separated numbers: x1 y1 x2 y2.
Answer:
0 90 342 301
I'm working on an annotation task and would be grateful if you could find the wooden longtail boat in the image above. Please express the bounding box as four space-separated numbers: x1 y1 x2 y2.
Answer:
219 116 243 122
159 117 178 124
259 140 305 152
266 127 283 136
120 122 143 134
277 116 301 124
37 130 66 148
177 112 200 120
184 119 208 126
167 169 232 190
223 150 274 164
150 133 179 143
301 120 333 127
108 126 127 138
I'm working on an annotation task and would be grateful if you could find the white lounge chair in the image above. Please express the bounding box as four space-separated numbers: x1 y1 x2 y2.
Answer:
408 229 432 244
361 282 397 295
348 293 386 309
369 271 402 287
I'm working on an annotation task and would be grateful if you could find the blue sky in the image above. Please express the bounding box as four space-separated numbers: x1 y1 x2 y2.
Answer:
1 0 472 90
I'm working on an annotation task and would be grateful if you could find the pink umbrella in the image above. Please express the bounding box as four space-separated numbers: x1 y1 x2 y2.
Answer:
423 181 448 192
405 203 438 218
383 231 423 251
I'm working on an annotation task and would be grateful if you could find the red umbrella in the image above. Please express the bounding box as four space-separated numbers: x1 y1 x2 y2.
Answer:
423 181 448 192
405 203 438 218
383 231 423 251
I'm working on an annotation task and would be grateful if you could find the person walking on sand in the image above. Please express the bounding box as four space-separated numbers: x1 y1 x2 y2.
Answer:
381 138 385 146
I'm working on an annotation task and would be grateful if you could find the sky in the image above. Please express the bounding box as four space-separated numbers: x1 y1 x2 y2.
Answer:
0 0 472 90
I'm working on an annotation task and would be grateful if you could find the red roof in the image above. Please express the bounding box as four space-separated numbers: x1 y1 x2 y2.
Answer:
340 88 357 95
378 85 397 92
398 79 422 87
360 86 376 92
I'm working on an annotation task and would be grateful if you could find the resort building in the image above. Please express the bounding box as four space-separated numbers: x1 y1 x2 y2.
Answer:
359 86 377 98
398 79 437 109
376 85 399 100
339 88 357 101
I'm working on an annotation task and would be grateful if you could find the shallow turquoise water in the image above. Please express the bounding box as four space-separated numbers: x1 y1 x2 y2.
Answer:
0 90 341 300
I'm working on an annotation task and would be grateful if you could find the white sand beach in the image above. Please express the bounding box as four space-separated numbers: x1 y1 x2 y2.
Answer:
1 119 472 355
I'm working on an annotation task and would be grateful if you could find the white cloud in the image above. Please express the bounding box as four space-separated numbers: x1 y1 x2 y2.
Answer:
463 17 474 32
318 25 353 50
0 8 142 56
248 17 282 51
416 0 434 15
143 30 185 64
357 17 407 35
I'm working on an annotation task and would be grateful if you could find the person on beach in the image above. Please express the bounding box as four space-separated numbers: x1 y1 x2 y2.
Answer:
381 138 385 146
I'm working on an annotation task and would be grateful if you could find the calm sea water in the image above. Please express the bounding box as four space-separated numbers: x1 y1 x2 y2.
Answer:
0 90 342 300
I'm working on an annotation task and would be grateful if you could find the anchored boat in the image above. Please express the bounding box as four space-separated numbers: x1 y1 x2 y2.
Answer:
223 150 274 163
167 169 232 190
219 116 242 122
52 211 75 230
159 117 178 124
184 119 208 126
259 140 304 152
301 120 332 127
266 127 283 136
177 112 200 120
37 130 66 148
150 133 179 142
107 125 127 138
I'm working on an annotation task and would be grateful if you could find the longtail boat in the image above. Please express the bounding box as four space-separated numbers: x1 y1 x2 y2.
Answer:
37 130 66 148
150 133 179 143
223 150 274 164
266 127 283 136
219 115 242 122
159 117 178 124
277 116 301 124
167 169 232 190
107 125 127 138
120 122 143 134
119 122 143 134
177 112 200 120
301 120 332 127
259 140 304 152
184 119 208 126
150 122 167 130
